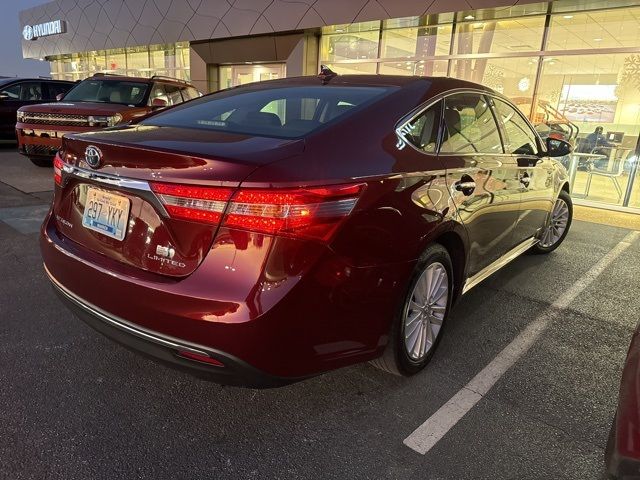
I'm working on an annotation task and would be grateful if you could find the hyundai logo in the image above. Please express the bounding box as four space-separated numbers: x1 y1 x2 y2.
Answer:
85 146 102 169
22 25 34 41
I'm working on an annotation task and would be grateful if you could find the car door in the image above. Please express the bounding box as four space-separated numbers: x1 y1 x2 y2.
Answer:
439 92 522 277
0 81 46 140
492 98 555 242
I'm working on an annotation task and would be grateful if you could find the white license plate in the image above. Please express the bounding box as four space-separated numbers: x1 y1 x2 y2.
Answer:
82 187 130 241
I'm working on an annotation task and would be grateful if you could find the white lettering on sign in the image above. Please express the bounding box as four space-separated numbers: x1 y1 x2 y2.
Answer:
22 20 66 41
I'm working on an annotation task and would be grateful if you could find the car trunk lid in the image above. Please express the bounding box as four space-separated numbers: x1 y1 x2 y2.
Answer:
53 126 304 277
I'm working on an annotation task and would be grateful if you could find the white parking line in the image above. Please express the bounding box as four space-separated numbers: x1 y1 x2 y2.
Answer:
403 230 640 455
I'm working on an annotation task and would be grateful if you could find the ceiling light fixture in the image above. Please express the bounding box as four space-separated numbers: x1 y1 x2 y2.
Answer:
563 15 573 19
464 15 474 20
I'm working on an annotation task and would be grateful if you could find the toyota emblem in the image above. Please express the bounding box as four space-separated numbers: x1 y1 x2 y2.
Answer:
85 145 102 169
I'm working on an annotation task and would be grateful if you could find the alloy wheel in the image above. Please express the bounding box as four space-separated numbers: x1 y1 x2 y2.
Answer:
540 197 570 248
403 262 448 361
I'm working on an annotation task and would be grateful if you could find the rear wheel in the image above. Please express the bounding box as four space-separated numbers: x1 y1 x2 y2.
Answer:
370 244 453 376
530 190 572 254
29 157 53 168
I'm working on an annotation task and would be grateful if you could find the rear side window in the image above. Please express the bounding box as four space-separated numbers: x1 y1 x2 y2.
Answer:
440 93 503 155
493 99 539 155
163 84 183 106
401 100 442 154
149 83 185 106
180 86 200 101
141 86 393 138
0 82 43 101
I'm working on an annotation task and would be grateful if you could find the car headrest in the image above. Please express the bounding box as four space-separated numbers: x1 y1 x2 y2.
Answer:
444 108 461 134
109 91 122 103
244 111 282 127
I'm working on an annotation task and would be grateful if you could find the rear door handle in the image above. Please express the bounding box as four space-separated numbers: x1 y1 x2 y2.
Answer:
454 179 476 195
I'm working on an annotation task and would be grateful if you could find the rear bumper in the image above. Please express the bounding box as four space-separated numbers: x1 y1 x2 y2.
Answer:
41 207 408 382
46 263 303 388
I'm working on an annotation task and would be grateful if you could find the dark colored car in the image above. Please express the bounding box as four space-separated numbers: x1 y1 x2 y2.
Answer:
40 74 573 387
16 73 200 167
0 77 73 143
606 324 640 479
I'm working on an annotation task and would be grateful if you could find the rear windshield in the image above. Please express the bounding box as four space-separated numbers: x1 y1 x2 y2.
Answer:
63 79 149 106
140 85 393 138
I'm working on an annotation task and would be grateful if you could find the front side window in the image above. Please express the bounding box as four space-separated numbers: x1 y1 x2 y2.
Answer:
0 82 43 101
63 79 149 105
440 93 503 154
493 99 539 155
141 85 393 139
48 82 72 100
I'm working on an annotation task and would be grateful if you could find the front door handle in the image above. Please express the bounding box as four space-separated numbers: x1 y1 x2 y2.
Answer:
454 179 476 195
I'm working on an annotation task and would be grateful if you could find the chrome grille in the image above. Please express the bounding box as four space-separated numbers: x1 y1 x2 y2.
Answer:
22 112 89 126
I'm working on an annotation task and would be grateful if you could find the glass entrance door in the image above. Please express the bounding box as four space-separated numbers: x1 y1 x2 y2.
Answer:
219 63 286 89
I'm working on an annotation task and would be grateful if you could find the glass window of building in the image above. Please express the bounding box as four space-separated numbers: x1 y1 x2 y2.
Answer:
453 16 545 55
537 53 640 206
381 21 452 59
451 57 540 116
547 7 640 51
48 43 190 82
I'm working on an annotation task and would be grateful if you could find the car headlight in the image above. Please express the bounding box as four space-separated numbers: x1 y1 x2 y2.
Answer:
16 111 25 122
88 114 123 127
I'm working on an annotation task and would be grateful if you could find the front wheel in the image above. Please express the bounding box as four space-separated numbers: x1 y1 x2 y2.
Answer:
530 189 573 254
370 244 453 376
29 156 53 167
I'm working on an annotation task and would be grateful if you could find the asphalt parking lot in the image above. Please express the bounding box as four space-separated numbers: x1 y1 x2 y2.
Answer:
1 145 639 480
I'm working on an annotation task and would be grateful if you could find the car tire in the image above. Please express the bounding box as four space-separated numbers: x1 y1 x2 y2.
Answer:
370 244 453 376
29 157 53 168
529 190 573 255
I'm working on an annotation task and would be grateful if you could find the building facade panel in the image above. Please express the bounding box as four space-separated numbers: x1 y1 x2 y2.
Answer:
20 0 542 59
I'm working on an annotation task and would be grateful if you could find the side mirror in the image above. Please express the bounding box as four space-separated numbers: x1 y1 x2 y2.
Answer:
55 93 64 101
151 98 168 108
545 137 572 157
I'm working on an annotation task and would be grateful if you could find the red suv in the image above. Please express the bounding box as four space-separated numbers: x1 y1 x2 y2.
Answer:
41 73 573 387
16 73 200 166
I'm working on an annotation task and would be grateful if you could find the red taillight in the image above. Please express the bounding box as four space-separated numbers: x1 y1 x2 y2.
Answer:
224 183 364 241
53 154 63 186
151 181 364 242
150 182 233 225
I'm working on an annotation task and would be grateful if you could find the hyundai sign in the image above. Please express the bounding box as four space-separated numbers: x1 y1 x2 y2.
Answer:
22 20 66 41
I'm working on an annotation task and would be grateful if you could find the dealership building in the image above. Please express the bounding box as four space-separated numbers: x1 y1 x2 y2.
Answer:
18 0 640 211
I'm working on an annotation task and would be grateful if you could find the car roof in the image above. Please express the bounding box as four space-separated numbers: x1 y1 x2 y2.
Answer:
83 74 192 86
228 74 496 94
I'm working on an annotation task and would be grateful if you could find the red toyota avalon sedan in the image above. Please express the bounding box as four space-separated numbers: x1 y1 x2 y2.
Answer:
41 72 573 387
